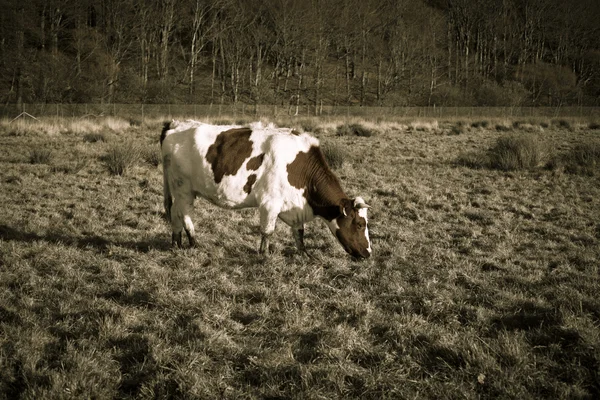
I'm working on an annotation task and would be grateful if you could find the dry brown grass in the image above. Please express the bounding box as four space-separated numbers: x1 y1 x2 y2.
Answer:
1 116 599 399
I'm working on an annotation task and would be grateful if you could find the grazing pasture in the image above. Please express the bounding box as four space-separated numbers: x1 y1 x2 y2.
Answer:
0 116 599 399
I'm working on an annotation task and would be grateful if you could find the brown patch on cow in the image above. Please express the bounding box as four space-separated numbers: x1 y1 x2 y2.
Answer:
287 146 348 221
286 148 313 190
291 129 301 136
206 128 253 183
246 153 264 171
244 174 257 194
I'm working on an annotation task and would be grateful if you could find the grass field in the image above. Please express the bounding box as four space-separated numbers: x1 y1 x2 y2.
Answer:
1 116 599 399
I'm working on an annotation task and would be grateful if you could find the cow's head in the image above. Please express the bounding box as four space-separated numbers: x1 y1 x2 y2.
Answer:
327 197 371 259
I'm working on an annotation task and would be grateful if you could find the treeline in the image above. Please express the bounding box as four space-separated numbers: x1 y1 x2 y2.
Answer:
2 0 600 109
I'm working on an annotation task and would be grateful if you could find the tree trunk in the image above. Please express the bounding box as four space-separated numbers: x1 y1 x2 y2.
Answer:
295 49 305 116
159 0 175 81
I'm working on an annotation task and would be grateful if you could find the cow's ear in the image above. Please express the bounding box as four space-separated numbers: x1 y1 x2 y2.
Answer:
339 198 353 217
354 197 370 209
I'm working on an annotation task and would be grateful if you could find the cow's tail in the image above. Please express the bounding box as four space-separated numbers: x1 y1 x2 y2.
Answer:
160 121 171 146
161 121 173 221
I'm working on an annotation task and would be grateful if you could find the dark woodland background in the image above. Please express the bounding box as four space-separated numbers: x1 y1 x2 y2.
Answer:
2 0 600 108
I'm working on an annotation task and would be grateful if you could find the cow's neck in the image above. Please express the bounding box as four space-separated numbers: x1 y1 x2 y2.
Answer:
304 154 348 221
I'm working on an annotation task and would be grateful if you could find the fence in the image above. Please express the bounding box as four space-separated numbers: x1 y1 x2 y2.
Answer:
3 103 600 121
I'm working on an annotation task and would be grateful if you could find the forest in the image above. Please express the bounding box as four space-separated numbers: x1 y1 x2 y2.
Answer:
2 0 600 109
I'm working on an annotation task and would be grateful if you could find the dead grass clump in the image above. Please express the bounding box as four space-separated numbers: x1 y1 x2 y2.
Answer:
336 123 375 137
321 143 345 169
588 122 600 130
455 151 489 169
50 157 88 174
83 133 106 143
103 141 141 176
66 119 104 135
495 122 512 132
552 119 572 130
210 118 235 126
519 123 543 132
29 147 53 164
450 124 466 135
408 120 439 132
294 119 320 133
552 142 600 176
512 120 524 129
129 118 143 127
104 117 133 132
143 146 163 167
4 119 62 136
470 120 490 129
489 135 547 171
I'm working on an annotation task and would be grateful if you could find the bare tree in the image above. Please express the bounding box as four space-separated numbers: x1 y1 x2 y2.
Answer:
157 0 176 81
185 0 220 95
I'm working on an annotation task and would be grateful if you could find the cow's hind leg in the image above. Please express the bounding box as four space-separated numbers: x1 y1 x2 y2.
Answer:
170 194 196 248
259 206 279 255
170 201 184 248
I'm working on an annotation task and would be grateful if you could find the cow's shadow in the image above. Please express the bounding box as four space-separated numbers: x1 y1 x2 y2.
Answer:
0 223 327 260
0 224 170 253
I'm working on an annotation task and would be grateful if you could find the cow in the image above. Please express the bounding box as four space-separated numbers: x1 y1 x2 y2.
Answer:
160 120 371 259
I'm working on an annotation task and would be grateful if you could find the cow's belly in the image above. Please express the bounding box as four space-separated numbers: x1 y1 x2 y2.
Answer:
278 205 315 227
191 172 258 209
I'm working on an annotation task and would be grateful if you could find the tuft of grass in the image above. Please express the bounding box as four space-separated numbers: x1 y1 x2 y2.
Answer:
50 155 89 174
102 141 141 176
211 118 235 125
336 123 375 137
471 120 489 129
28 147 53 164
489 135 547 171
4 175 22 184
104 117 132 132
588 122 600 130
294 119 320 133
129 118 143 127
552 119 572 130
83 133 106 143
495 123 512 132
455 151 489 169
142 146 162 167
557 142 600 176
450 125 465 135
408 120 439 132
321 143 345 169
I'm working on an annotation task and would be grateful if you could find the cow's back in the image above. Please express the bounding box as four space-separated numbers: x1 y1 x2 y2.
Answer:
162 122 318 210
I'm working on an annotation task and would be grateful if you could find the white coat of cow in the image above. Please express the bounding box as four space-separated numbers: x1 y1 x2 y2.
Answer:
160 120 371 258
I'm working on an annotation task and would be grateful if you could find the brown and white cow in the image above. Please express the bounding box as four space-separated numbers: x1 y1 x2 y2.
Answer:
160 120 371 258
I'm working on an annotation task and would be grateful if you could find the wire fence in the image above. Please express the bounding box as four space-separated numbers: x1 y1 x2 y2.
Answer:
3 103 599 121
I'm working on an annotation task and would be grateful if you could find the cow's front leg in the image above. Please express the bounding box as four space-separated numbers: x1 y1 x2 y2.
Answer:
258 206 278 255
292 225 305 251
292 225 314 259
